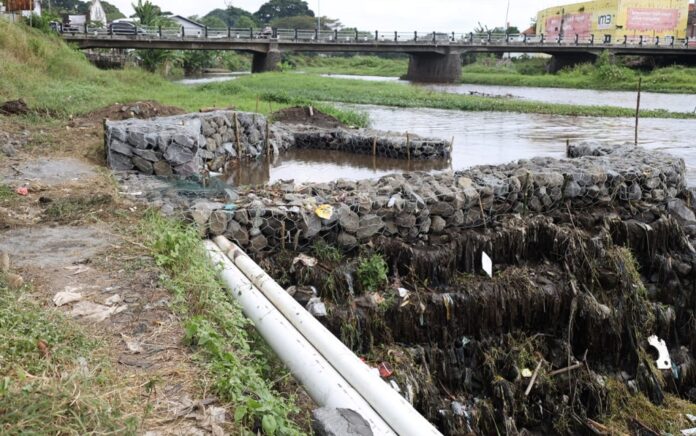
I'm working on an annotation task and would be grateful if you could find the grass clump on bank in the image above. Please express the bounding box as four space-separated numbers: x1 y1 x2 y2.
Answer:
210 73 695 119
141 212 305 435
0 274 137 434
284 54 408 77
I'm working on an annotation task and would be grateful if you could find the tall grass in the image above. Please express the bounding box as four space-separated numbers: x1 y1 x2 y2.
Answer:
461 54 696 94
0 21 364 126
285 54 408 77
211 73 694 119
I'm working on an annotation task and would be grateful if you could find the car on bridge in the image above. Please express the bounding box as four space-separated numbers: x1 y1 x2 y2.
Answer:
108 21 147 36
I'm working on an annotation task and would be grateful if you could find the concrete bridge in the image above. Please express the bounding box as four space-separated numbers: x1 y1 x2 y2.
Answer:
63 27 696 83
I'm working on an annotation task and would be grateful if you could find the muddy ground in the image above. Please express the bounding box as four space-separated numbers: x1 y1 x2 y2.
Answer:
271 106 346 129
0 106 243 434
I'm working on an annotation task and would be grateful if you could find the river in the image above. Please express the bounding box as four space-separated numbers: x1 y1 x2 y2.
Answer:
177 74 695 187
224 105 696 186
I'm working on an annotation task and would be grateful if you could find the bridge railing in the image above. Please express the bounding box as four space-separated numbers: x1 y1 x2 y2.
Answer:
75 26 696 49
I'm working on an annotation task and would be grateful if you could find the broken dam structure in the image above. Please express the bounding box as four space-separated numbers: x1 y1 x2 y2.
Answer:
107 109 696 434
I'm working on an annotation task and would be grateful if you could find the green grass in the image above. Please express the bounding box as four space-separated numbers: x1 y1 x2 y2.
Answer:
0 274 137 434
208 73 695 119
285 54 408 77
460 55 696 94
141 212 306 435
0 20 362 127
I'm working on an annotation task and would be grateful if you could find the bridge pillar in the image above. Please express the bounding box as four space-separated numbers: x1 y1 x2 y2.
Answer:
547 53 597 73
405 52 462 83
252 49 281 73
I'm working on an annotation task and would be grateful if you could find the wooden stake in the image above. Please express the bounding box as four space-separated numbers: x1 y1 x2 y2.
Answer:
478 196 487 230
308 106 314 117
281 221 286 250
406 133 411 161
635 77 642 147
266 121 271 157
566 139 570 156
234 112 242 159
372 138 377 156
524 360 543 396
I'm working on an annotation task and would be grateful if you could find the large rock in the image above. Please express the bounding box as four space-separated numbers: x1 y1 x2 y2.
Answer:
209 210 229 236
300 210 322 238
164 143 195 166
337 205 360 234
311 408 373 436
668 198 696 222
357 215 384 241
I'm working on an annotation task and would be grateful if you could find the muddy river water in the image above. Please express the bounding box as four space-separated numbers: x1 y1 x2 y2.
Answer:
226 105 696 186
179 74 696 186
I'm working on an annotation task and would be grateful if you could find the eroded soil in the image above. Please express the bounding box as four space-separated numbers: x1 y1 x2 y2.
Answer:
0 110 235 434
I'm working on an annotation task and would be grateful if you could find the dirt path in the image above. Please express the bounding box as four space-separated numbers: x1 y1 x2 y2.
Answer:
0 123 233 434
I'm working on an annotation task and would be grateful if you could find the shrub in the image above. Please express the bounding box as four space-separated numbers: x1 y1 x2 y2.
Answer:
357 253 388 293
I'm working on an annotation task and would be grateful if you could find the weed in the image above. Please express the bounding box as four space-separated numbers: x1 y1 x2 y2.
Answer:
0 185 13 201
41 194 113 223
357 253 388 293
141 211 304 434
312 240 343 264
0 274 137 434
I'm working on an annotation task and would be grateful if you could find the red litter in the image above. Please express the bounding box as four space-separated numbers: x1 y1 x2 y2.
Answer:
378 362 393 378
15 187 29 196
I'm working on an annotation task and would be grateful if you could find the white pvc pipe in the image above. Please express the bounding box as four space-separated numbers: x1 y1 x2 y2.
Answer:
213 236 442 436
204 241 395 435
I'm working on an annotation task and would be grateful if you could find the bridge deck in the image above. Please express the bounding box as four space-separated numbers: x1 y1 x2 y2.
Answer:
62 29 696 57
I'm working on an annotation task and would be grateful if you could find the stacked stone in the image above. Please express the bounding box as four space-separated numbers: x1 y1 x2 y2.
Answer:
193 146 686 253
286 125 451 160
105 110 270 177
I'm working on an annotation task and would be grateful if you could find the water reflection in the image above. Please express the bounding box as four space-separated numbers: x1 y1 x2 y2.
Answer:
350 104 696 184
176 72 249 85
224 147 450 186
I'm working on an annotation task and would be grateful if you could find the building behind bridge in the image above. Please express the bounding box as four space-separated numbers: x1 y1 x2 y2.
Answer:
537 0 691 42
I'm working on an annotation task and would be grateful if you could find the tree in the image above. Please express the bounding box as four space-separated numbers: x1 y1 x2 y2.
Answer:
235 16 256 29
200 15 227 29
131 0 160 25
269 15 315 29
253 0 314 24
203 6 256 28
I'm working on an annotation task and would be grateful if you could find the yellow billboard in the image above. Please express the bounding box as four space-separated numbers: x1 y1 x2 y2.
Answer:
537 0 690 39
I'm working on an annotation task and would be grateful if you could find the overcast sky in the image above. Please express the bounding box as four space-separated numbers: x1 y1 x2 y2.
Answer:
105 0 581 31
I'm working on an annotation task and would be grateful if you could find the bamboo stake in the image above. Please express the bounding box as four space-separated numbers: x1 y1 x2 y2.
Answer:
234 112 242 159
372 138 377 157
256 95 260 113
635 77 642 147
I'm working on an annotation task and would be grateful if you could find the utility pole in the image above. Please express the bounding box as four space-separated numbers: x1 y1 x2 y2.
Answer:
504 0 510 32
317 0 321 31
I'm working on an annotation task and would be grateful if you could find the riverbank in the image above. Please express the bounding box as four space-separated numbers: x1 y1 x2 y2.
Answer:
289 54 696 95
211 73 696 119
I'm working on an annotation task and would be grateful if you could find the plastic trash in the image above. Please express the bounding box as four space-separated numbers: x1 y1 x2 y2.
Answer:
482 251 493 277
648 335 672 370
306 297 327 317
315 204 334 220
378 362 393 378
15 186 28 196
